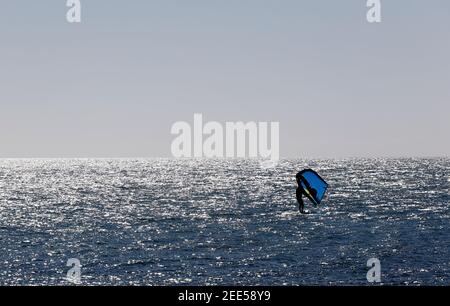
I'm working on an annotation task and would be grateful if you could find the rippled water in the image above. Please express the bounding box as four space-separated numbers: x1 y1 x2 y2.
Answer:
0 158 448 285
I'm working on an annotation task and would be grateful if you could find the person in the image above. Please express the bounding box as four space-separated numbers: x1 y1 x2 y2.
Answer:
295 175 317 214
296 185 306 214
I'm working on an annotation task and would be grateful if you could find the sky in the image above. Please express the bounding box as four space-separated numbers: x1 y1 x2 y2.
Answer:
0 0 449 158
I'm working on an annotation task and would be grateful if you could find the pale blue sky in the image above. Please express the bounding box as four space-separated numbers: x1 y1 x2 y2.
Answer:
1 1 449 158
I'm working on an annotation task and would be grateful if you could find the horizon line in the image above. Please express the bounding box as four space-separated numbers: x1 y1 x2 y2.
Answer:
0 156 448 160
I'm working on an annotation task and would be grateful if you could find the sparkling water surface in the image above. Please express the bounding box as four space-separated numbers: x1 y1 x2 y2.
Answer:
0 158 448 285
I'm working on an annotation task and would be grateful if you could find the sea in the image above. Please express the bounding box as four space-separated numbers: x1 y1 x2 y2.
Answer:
0 158 448 285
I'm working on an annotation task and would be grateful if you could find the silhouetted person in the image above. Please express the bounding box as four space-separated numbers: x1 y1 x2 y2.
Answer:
296 176 318 214
296 185 306 213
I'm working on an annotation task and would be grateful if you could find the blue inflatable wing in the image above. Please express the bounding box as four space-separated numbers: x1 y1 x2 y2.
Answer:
296 169 328 205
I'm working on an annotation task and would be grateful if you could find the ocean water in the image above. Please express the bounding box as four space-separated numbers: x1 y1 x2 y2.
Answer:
0 158 448 285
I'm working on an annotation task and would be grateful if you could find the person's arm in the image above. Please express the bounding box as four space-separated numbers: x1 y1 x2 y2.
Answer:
298 176 312 191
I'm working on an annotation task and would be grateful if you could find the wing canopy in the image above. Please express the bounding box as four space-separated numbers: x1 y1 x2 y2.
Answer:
296 169 328 205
